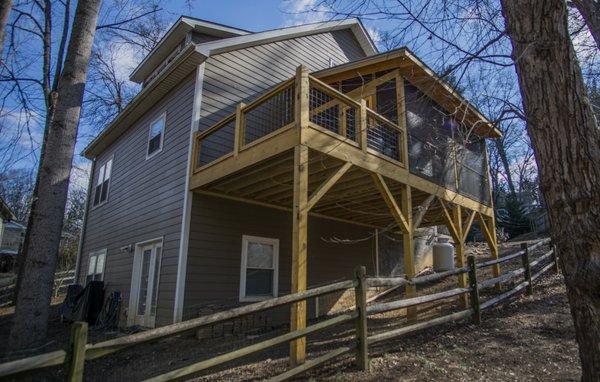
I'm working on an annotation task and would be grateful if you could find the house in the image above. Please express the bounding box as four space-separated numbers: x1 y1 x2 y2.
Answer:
0 197 20 272
75 17 501 358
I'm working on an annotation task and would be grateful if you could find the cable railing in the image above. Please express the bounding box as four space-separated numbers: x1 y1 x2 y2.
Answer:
192 67 408 173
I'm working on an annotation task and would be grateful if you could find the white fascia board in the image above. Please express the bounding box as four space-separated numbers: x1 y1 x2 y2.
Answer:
196 18 378 57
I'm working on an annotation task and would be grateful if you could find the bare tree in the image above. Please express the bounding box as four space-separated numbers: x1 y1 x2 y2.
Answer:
571 0 600 50
8 0 102 350
502 0 600 377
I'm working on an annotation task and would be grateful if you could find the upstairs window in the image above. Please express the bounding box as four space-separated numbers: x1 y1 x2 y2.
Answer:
86 249 106 284
147 114 165 159
93 158 112 207
239 235 279 301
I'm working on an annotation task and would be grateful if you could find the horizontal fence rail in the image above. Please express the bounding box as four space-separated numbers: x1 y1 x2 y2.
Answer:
0 269 75 307
0 239 559 381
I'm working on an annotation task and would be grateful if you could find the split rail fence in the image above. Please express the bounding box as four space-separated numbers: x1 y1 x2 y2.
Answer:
0 269 75 308
0 239 558 381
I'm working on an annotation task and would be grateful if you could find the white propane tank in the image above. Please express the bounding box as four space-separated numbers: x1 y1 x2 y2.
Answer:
433 237 455 272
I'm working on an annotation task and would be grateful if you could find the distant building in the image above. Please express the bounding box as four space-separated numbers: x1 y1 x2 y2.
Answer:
0 197 20 272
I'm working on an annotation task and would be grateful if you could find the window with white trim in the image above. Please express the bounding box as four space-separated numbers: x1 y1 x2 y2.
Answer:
86 249 106 284
93 158 112 207
147 114 165 158
240 235 279 301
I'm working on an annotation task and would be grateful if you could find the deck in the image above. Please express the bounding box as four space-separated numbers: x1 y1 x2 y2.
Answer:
188 60 500 365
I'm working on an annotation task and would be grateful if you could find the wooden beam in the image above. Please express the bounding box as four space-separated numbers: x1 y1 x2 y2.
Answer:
437 198 460 242
462 210 477 243
371 173 410 233
290 145 309 366
307 163 352 211
233 103 245 156
359 99 367 152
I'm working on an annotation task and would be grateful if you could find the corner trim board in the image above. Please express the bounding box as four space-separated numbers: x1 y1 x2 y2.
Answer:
173 62 206 323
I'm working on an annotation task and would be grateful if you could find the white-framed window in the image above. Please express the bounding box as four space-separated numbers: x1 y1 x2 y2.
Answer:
86 249 107 284
146 113 165 159
239 235 279 302
93 158 112 207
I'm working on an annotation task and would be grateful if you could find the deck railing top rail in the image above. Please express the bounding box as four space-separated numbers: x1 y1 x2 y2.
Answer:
192 67 406 173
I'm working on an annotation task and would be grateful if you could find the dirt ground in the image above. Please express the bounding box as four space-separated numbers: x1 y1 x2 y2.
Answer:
0 241 581 381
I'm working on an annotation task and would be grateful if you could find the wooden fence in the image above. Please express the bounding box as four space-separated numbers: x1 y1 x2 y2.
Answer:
0 269 75 308
0 239 557 381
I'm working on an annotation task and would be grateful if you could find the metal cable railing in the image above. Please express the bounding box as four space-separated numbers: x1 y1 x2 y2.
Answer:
366 111 402 162
244 83 295 145
309 83 358 142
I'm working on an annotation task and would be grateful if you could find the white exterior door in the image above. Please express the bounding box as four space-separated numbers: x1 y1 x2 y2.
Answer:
129 239 162 327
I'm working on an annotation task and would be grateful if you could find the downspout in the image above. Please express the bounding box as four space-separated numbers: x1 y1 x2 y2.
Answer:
74 158 96 283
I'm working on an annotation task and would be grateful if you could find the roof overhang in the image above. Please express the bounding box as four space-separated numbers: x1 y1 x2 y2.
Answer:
83 44 206 158
196 18 378 57
314 48 502 139
130 17 250 83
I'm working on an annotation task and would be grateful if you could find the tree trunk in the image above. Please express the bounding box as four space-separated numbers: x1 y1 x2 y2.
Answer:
8 0 102 351
572 0 600 51
494 137 517 196
0 0 12 58
501 0 600 379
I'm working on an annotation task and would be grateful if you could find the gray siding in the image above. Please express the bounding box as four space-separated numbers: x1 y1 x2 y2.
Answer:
79 73 195 326
184 194 376 319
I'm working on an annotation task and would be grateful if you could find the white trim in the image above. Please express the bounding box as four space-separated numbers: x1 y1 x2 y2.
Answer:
196 19 377 58
86 248 107 283
239 235 280 302
173 63 206 323
128 236 164 327
146 113 166 160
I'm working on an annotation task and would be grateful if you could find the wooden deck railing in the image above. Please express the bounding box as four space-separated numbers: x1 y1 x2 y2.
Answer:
0 238 558 381
192 65 406 174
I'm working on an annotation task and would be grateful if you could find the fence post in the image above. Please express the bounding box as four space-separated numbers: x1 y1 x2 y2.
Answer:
521 243 533 295
467 256 481 325
354 266 369 371
551 240 560 273
233 102 245 156
66 321 88 382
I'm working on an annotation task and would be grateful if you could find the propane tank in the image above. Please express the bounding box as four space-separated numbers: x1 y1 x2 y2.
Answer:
433 236 455 272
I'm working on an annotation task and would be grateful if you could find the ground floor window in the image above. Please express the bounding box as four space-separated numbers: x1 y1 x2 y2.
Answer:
86 249 106 284
239 235 279 302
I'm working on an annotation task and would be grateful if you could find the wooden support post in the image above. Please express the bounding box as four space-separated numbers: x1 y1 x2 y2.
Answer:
467 256 481 324
290 145 309 366
401 185 417 320
354 266 369 370
359 99 367 152
295 65 309 135
521 243 533 295
478 213 501 290
233 102 245 155
452 205 469 307
66 321 88 382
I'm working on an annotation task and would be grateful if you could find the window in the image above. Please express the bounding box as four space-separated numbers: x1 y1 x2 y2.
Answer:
239 235 279 301
93 158 112 207
147 114 165 158
86 249 106 284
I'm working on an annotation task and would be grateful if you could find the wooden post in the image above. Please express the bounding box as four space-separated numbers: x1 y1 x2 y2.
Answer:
453 205 469 307
290 144 309 366
66 321 88 382
521 243 533 295
295 65 309 135
359 99 367 152
354 266 369 370
467 256 481 324
233 102 245 155
401 185 417 320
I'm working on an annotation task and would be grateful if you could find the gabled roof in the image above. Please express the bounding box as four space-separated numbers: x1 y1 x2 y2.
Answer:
83 18 377 158
130 17 251 83
315 48 502 138
195 18 377 57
